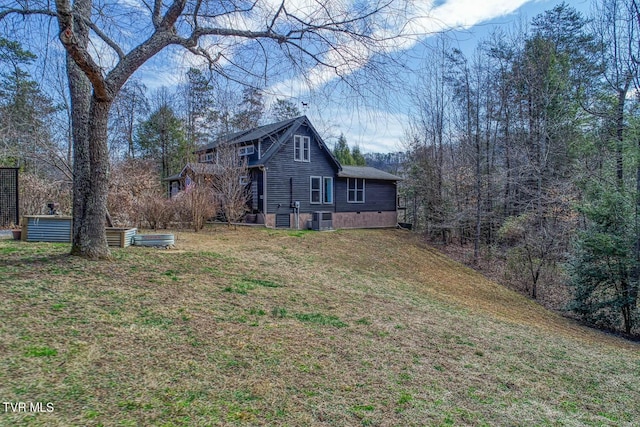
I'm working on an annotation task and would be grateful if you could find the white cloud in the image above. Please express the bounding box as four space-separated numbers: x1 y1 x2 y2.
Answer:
303 106 410 154
116 0 537 152
429 0 530 31
272 0 532 92
266 0 535 152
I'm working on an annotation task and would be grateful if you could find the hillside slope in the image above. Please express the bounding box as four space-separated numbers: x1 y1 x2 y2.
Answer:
0 228 638 426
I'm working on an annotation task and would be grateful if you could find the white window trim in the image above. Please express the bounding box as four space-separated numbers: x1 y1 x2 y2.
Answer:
323 177 333 204
294 135 311 162
347 178 365 203
238 145 255 156
310 176 322 204
310 176 334 205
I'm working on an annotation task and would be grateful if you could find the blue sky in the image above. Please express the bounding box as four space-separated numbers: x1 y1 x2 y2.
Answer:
292 0 594 153
120 0 594 153
14 0 592 154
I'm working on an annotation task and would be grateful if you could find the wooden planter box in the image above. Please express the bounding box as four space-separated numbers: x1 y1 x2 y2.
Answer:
106 227 137 248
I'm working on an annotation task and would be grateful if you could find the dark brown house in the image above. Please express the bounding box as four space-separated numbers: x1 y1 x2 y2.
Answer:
166 116 401 229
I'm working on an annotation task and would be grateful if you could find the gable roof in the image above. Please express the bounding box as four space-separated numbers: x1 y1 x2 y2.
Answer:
338 166 401 181
198 115 341 169
198 116 302 151
193 116 400 181
259 116 340 168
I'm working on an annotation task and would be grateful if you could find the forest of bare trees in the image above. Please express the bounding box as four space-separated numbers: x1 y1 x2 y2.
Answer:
401 1 640 335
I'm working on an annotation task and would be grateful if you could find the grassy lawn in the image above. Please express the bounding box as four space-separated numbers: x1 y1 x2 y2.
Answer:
0 227 638 426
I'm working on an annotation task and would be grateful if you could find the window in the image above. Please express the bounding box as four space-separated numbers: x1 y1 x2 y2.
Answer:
294 135 310 162
238 145 255 156
310 176 322 204
170 181 179 198
323 177 333 204
310 176 333 204
200 152 213 162
347 178 365 203
239 175 250 185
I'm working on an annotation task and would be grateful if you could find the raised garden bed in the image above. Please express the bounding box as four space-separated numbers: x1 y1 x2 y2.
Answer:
22 215 72 242
133 234 175 247
106 227 137 248
22 216 136 247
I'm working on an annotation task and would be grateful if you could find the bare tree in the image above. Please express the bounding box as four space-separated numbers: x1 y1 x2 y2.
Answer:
211 143 250 226
1 0 413 258
109 79 149 160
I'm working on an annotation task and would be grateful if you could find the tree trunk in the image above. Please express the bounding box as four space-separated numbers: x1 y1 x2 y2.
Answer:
68 56 92 257
615 86 628 191
63 0 111 258
70 96 112 259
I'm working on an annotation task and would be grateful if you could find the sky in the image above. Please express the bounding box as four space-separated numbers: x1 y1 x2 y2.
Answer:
289 0 594 153
117 0 594 154
11 0 592 154
113 0 595 154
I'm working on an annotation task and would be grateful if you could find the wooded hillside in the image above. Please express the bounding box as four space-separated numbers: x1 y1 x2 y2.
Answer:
399 2 640 336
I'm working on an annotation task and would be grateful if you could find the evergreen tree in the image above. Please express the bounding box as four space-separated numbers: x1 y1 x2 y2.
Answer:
136 104 187 179
351 143 366 166
270 99 301 122
333 133 354 165
183 68 214 148
0 38 57 171
232 87 264 131
569 186 638 335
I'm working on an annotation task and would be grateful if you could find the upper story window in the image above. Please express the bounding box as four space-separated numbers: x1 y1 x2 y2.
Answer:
200 152 214 162
294 135 310 162
238 145 255 156
347 178 365 203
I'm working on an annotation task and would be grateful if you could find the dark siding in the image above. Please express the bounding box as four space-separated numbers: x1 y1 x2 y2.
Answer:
265 124 338 215
242 143 260 164
249 168 264 213
335 178 397 212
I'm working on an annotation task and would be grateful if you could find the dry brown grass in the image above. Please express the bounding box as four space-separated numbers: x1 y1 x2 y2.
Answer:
0 227 638 426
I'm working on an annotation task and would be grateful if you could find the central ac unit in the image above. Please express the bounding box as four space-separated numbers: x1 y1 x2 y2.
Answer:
311 211 333 231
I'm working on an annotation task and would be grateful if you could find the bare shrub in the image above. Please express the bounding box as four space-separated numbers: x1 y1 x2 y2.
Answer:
212 143 250 225
108 159 164 227
135 192 174 230
19 173 71 216
173 178 218 231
